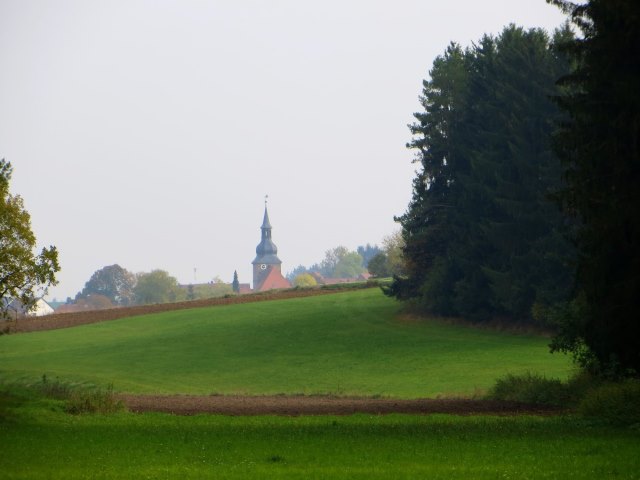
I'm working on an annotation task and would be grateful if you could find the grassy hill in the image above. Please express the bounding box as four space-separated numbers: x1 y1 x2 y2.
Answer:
0 288 572 398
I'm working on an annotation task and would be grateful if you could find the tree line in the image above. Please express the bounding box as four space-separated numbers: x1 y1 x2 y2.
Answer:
287 232 405 284
61 265 233 311
390 0 639 375
388 24 575 322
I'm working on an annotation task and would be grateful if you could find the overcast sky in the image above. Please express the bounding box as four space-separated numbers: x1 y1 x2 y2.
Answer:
0 0 568 300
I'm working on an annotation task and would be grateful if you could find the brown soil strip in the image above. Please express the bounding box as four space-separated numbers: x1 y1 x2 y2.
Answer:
119 394 561 416
5 286 372 334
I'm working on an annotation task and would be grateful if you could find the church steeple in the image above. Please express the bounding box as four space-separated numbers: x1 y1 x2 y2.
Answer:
261 204 272 230
252 197 290 291
253 200 280 263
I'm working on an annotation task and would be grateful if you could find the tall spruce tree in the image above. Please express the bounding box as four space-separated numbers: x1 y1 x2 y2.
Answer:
547 0 640 373
390 26 575 322
388 43 470 316
232 271 240 294
466 26 575 320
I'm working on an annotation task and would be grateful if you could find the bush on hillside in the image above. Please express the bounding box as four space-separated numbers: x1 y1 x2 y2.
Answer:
3 375 124 415
578 380 640 426
65 384 124 415
35 374 75 399
487 372 570 407
488 371 640 425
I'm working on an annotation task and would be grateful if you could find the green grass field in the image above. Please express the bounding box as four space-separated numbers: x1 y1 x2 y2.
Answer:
1 289 638 479
1 393 638 480
0 289 571 397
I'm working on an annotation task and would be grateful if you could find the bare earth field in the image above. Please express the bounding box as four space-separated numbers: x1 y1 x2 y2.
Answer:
119 394 561 416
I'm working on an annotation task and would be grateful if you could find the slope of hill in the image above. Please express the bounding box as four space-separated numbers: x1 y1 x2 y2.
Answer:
6 284 371 334
0 289 571 398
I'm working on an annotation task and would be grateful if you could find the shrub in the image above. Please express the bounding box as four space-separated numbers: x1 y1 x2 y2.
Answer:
293 273 317 288
35 374 74 399
2 376 124 415
487 372 569 407
65 384 124 414
578 380 640 426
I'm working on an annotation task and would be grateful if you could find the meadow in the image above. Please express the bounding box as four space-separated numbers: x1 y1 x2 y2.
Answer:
1 288 639 479
1 391 639 480
0 288 572 397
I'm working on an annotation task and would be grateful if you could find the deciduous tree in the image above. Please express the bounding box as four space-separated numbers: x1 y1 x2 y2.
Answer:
367 253 391 278
0 159 59 318
382 231 406 277
76 264 136 306
133 270 184 305
293 273 317 287
192 277 233 299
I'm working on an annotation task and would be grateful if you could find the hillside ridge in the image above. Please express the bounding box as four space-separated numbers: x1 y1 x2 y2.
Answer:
5 284 376 334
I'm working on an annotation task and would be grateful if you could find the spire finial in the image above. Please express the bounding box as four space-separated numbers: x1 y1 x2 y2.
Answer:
265 194 269 206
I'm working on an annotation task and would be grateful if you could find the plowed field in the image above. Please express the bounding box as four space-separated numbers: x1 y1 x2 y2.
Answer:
119 394 561 416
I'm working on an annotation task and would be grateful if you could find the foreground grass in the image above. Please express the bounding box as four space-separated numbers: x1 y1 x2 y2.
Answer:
1 392 638 480
0 289 571 397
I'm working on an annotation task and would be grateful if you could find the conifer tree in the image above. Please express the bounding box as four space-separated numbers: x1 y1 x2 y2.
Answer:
389 26 575 323
388 43 470 315
232 271 240 294
548 0 640 373
464 26 574 320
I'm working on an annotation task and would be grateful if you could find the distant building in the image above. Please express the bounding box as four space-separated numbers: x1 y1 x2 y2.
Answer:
2 298 55 318
310 272 372 285
251 203 291 292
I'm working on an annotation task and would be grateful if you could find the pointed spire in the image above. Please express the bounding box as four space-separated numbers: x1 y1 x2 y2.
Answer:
253 196 281 264
262 206 272 229
262 195 272 229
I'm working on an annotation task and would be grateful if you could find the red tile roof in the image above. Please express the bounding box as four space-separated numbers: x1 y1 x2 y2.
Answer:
256 267 291 291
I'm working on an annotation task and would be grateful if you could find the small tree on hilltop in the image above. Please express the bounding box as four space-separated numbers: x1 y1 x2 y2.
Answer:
187 284 195 301
76 264 136 306
293 273 318 288
232 271 240 293
133 270 185 305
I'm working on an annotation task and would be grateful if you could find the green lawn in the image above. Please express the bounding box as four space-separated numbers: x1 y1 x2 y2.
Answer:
1 395 638 480
0 289 571 398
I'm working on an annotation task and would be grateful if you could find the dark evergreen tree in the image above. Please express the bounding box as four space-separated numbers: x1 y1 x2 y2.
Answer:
357 244 382 268
465 26 575 320
232 270 240 294
389 26 575 323
286 265 308 282
187 284 196 301
547 0 640 373
388 43 470 316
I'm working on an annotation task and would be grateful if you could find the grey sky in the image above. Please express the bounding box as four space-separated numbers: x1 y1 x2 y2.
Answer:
0 1 567 300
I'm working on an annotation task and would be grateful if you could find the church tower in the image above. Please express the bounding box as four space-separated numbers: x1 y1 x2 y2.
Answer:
252 199 290 291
